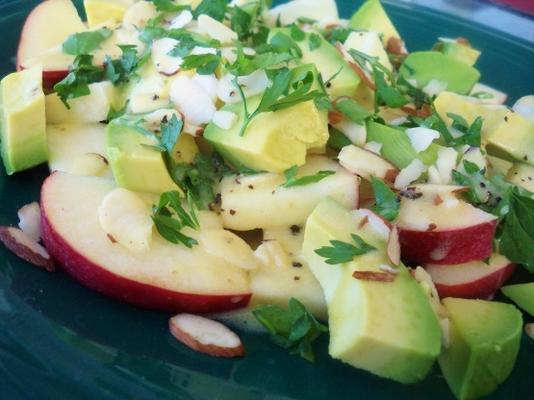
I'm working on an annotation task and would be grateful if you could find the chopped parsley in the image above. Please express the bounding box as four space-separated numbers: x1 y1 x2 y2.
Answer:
180 52 221 75
149 0 191 12
281 165 336 188
193 0 229 21
152 191 199 248
315 234 377 265
371 177 400 221
253 298 328 362
62 28 112 55
446 112 483 147
335 97 373 124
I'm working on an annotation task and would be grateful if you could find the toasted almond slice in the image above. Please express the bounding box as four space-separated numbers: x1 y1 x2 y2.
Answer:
352 270 396 282
0 226 55 271
386 226 401 266
169 313 245 358
17 202 42 242
525 323 534 340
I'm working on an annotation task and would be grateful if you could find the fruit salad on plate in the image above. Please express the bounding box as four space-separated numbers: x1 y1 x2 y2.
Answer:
1 0 533 398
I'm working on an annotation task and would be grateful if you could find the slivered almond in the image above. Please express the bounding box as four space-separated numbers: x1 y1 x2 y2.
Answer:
387 226 401 266
434 195 444 206
328 110 344 125
400 104 432 117
386 37 408 56
353 270 396 282
0 226 55 271
525 323 534 340
17 202 42 242
169 313 245 358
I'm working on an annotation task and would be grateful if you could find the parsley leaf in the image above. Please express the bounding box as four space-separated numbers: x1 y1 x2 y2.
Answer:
193 0 229 21
446 112 483 147
228 5 252 39
335 97 373 124
308 33 322 51
315 234 377 265
170 152 231 210
62 28 112 55
160 114 184 154
152 191 199 248
180 53 221 75
281 166 336 188
104 45 142 85
289 24 306 41
371 177 400 221
53 55 103 108
499 189 534 273
253 298 328 362
106 101 129 121
269 32 303 58
150 0 191 12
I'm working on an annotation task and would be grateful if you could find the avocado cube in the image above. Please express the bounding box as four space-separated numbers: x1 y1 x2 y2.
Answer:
106 119 182 194
439 298 522 400
501 283 534 317
486 112 534 166
349 0 401 45
0 66 47 175
303 199 441 383
400 51 480 95
434 38 481 67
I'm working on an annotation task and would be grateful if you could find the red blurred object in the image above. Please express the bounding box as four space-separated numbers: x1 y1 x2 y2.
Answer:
492 0 534 15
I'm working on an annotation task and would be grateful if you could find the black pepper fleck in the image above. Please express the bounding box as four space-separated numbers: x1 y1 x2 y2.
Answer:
292 262 303 268
290 225 301 235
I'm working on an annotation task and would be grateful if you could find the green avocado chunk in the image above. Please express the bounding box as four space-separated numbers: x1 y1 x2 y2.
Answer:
348 0 401 45
106 118 182 195
486 112 534 166
501 283 534 317
434 38 481 67
303 198 441 384
438 298 523 400
399 51 480 95
204 65 329 173
269 28 360 99
366 120 441 168
0 66 47 175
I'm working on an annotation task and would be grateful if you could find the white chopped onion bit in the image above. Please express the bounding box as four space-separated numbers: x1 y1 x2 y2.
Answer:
386 226 401 266
169 313 244 357
525 323 534 340
197 14 238 43
152 38 182 75
169 10 193 29
220 47 238 64
422 79 448 97
394 159 427 189
389 116 407 126
364 141 382 155
212 110 238 130
435 147 458 185
378 264 399 274
459 147 486 172
192 74 219 103
512 95 534 122
333 120 367 145
170 75 216 126
406 127 440 153
17 202 42 242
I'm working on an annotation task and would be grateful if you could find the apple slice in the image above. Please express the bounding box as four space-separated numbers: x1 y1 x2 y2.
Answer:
218 155 359 231
338 144 398 182
397 185 497 265
426 254 515 299
17 0 86 88
41 172 251 313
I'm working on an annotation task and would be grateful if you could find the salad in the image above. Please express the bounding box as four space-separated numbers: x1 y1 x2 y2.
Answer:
1 0 533 398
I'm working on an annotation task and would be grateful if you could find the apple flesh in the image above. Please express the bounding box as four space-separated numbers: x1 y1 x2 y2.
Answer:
397 185 497 265
41 172 252 313
17 0 86 88
426 254 515 299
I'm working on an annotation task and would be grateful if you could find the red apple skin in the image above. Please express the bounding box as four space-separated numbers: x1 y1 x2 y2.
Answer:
430 263 515 299
399 220 497 265
42 70 69 90
40 210 252 314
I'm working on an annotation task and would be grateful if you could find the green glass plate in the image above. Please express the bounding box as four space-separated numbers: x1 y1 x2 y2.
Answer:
0 1 533 399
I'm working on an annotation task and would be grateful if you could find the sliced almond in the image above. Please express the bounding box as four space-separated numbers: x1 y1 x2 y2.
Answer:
0 226 54 271
386 226 401 266
525 323 534 340
169 313 245 358
17 202 42 242
352 270 396 282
